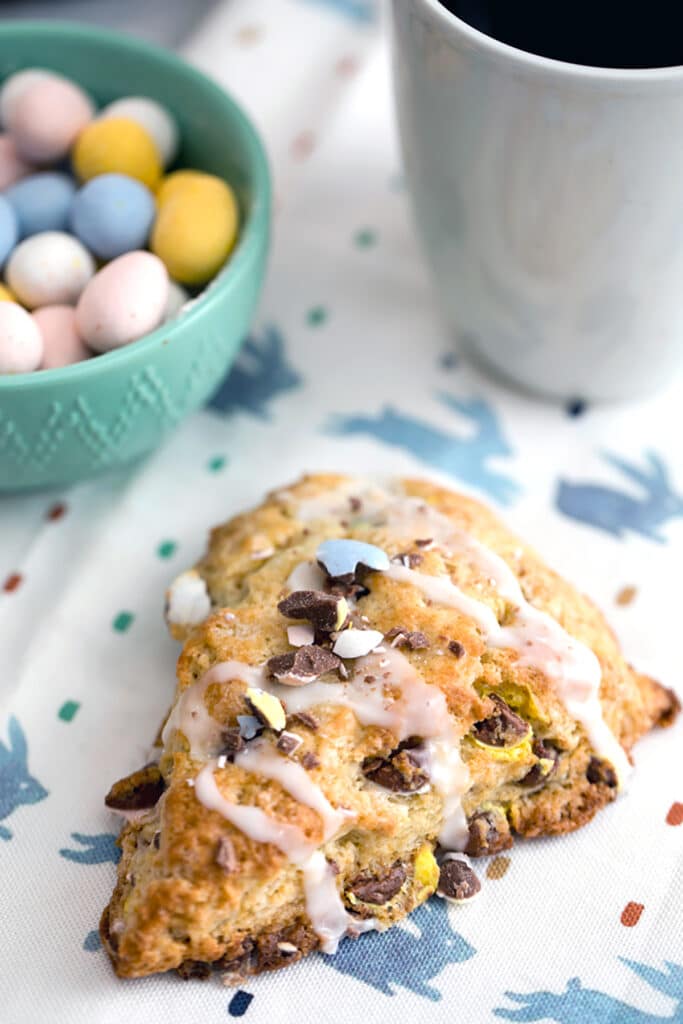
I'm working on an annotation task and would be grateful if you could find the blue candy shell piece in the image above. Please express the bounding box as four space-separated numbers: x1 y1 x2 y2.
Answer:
5 172 76 238
0 195 18 265
69 173 156 260
316 539 390 578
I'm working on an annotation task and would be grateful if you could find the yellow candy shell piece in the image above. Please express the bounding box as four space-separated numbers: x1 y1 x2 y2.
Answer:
156 169 231 207
0 283 16 303
72 117 162 189
414 842 439 894
151 180 239 286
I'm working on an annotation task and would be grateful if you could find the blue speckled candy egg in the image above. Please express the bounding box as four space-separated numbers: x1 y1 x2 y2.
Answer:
4 171 76 238
69 173 156 260
0 194 18 265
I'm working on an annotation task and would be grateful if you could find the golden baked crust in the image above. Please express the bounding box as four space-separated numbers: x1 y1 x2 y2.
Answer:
102 475 678 981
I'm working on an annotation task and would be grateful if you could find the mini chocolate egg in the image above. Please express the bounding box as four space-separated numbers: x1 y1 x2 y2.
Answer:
69 173 155 260
0 283 15 302
98 96 178 167
163 280 189 322
0 68 52 126
33 305 90 369
75 250 168 352
7 76 94 164
5 172 76 238
0 134 33 189
0 301 43 372
0 195 18 265
152 171 238 285
72 117 161 189
6 231 95 309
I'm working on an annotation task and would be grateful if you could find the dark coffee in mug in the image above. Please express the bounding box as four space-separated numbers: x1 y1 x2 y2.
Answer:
439 1 683 69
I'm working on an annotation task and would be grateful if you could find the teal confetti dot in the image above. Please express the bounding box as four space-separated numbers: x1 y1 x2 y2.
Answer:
157 540 177 559
306 305 328 327
113 611 134 633
228 991 253 1017
83 930 101 952
58 700 80 723
354 227 376 248
208 455 227 473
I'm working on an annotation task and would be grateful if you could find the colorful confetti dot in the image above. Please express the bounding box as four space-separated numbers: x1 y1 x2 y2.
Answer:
112 611 134 633
336 54 359 77
306 305 328 327
615 585 637 607
208 455 227 473
235 24 264 46
621 901 644 927
157 540 177 559
439 351 458 370
47 501 67 521
58 701 80 723
354 227 377 248
228 990 254 1017
566 398 588 417
83 930 101 952
666 802 683 826
486 856 510 880
3 572 22 593
291 131 316 161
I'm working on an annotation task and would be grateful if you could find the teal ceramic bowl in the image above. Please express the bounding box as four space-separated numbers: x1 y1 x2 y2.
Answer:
0 22 270 492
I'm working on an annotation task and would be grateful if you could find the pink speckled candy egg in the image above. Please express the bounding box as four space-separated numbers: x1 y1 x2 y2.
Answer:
0 134 33 189
7 75 94 163
75 251 169 352
0 68 52 126
33 305 91 369
0 301 43 373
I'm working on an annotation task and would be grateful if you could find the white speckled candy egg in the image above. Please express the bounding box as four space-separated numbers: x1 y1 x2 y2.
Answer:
0 68 52 126
33 305 91 369
7 75 94 163
0 134 33 189
6 231 95 309
98 95 178 167
0 301 43 373
75 251 169 352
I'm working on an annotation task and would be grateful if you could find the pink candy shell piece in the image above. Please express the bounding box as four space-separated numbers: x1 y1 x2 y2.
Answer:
0 302 43 373
33 305 91 369
0 134 33 190
8 78 94 164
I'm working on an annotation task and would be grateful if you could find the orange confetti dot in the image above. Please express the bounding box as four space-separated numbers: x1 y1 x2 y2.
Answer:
3 572 22 593
486 856 511 880
615 585 637 606
47 502 67 521
666 802 683 826
621 902 644 927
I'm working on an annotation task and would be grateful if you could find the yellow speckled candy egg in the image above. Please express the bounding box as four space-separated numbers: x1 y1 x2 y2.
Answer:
72 117 161 189
151 170 238 285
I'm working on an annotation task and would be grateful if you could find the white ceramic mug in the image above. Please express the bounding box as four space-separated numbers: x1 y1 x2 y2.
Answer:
390 0 683 400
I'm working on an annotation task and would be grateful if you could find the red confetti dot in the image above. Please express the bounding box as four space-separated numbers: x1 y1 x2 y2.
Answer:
621 902 644 927
336 55 359 77
3 572 22 593
291 131 315 161
47 502 67 521
666 802 683 826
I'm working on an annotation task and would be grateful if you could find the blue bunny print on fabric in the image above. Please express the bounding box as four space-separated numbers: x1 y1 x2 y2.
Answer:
324 897 476 1000
494 960 683 1022
556 451 683 543
59 832 121 865
209 325 303 419
328 393 520 506
0 716 48 840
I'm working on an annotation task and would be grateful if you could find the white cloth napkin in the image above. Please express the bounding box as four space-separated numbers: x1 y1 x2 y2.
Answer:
1 2 682 1022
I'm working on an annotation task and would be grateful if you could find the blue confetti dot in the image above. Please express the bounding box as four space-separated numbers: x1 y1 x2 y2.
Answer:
566 398 588 417
83 929 101 952
228 990 254 1017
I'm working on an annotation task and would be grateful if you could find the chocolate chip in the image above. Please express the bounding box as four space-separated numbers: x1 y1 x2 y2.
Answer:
472 695 529 748
464 808 512 857
448 640 465 658
176 959 212 980
105 762 165 812
278 590 348 632
277 731 303 756
215 836 237 873
586 756 618 788
349 496 362 512
391 552 424 568
236 715 263 741
329 581 371 600
385 627 430 650
288 711 319 731
267 645 341 684
220 727 246 759
301 752 320 770
520 740 559 787
362 741 429 793
437 858 481 902
346 861 407 907
152 832 161 849
414 538 435 549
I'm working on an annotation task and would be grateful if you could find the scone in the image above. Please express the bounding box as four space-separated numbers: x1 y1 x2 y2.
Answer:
102 475 678 980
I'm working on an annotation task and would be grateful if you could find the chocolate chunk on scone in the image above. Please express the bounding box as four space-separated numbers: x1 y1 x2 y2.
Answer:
103 474 678 981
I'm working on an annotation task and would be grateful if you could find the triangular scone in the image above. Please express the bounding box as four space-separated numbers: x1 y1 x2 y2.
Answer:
102 476 678 979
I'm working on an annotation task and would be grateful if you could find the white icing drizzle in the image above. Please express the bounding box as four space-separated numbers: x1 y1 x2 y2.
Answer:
300 850 375 953
166 570 211 626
